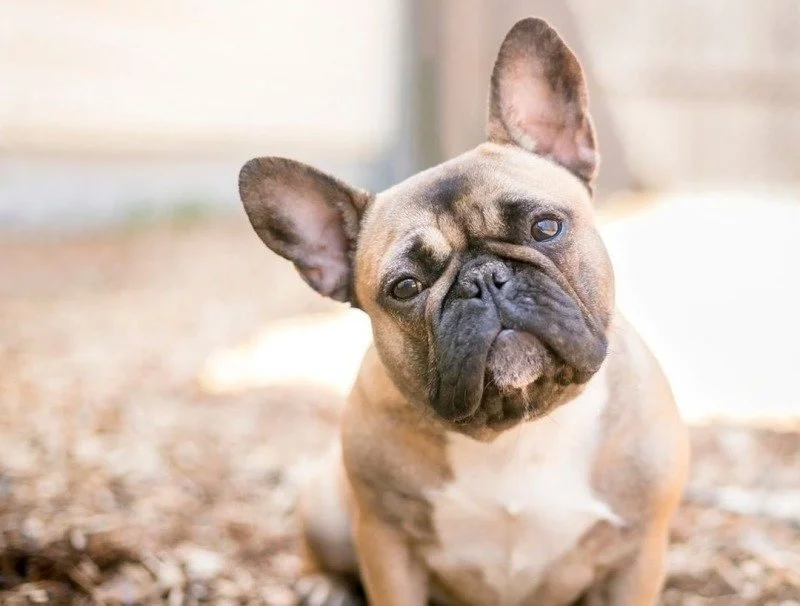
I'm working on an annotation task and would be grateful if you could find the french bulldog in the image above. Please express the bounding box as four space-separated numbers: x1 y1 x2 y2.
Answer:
239 17 689 606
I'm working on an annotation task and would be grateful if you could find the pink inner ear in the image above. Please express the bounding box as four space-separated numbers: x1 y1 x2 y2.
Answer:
281 187 352 300
505 73 565 153
314 214 351 295
503 72 595 178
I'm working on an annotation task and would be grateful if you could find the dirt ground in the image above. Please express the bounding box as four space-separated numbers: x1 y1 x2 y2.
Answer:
1 216 799 605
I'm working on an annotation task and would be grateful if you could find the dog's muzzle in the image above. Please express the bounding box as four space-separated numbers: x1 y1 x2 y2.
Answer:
429 256 607 422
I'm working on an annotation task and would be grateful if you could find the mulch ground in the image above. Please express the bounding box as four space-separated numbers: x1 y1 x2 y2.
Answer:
1 217 798 605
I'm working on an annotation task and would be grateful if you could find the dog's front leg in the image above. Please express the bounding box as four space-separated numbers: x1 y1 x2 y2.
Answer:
583 471 684 606
583 520 669 606
352 508 428 606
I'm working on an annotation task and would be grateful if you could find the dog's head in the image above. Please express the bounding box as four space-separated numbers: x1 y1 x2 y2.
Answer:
239 19 614 436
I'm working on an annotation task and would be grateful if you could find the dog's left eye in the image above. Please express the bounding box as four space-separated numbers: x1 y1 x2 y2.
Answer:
391 277 423 300
531 218 562 241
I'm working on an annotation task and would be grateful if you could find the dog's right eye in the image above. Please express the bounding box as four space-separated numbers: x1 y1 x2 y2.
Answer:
531 217 563 241
391 277 423 300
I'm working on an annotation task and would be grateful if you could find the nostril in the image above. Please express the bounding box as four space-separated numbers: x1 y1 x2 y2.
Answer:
455 274 483 299
492 269 510 288
455 260 510 298
462 280 481 298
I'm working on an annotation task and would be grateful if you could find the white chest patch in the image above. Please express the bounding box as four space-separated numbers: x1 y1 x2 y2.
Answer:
423 369 622 605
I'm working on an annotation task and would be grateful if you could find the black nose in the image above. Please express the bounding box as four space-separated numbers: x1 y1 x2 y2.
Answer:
455 258 511 299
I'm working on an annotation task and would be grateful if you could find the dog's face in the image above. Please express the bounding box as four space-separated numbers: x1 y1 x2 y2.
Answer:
239 19 614 436
355 143 613 434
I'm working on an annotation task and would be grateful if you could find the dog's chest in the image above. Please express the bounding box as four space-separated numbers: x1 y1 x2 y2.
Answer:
422 374 620 605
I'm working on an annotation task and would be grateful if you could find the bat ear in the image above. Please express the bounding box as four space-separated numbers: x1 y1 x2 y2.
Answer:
487 18 598 185
239 157 372 303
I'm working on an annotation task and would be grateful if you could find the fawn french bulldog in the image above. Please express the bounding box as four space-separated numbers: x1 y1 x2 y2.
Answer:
239 17 689 606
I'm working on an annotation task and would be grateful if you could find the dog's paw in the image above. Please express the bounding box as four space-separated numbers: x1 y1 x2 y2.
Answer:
294 574 364 606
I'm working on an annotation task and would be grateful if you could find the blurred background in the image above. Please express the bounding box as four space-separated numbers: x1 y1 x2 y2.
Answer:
1 1 799 604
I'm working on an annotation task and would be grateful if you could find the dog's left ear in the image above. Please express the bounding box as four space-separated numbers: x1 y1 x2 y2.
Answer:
487 18 598 185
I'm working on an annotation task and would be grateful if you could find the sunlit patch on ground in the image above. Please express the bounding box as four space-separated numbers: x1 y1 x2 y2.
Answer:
199 311 372 400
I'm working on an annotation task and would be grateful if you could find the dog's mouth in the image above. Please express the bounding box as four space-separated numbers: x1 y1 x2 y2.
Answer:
430 330 603 431
446 329 585 432
429 321 606 432
485 329 550 391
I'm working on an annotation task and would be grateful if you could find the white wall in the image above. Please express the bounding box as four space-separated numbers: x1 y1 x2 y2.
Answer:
0 1 407 228
0 0 405 157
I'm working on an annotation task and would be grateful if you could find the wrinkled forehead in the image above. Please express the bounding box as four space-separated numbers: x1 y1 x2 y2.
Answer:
358 143 592 273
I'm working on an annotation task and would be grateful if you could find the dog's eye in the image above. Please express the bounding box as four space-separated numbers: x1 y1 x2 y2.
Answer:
531 218 562 241
391 277 422 300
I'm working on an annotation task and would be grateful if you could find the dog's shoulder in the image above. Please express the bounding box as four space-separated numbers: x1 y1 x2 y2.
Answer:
341 346 451 543
594 312 690 519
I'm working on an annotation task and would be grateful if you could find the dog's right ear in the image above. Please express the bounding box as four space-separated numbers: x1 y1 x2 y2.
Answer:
238 157 372 303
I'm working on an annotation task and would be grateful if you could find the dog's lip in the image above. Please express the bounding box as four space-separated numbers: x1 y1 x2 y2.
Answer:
436 327 500 424
487 327 526 349
485 328 549 389
484 415 523 432
489 327 512 347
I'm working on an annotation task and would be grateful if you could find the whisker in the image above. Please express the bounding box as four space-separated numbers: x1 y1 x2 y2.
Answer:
505 417 524 467
543 411 582 451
